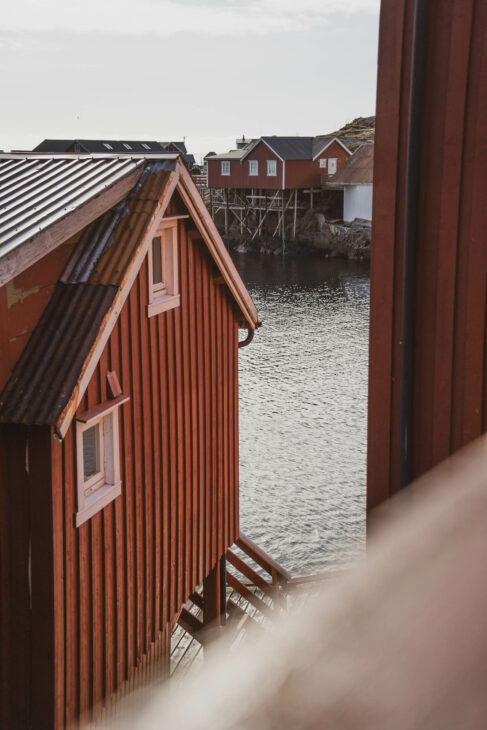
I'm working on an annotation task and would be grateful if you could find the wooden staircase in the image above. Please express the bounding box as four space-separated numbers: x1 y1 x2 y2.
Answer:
174 533 290 658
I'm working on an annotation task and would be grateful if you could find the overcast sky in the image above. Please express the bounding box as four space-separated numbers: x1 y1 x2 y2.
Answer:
2 0 380 162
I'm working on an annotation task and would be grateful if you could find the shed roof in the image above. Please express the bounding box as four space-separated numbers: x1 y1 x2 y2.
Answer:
327 144 374 185
0 156 258 432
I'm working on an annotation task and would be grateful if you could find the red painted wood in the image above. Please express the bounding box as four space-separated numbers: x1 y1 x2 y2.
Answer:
368 0 487 508
1 218 243 728
207 138 350 190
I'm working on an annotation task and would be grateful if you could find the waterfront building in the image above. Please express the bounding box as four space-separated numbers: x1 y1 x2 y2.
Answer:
326 143 374 223
204 135 351 242
0 150 262 727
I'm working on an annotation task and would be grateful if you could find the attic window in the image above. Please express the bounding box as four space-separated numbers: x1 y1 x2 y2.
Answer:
123 143 132 150
104 143 113 150
147 220 180 317
319 158 327 168
75 381 129 527
142 143 151 150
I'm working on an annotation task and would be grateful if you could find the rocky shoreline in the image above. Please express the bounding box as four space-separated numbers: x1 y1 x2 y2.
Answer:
224 211 371 261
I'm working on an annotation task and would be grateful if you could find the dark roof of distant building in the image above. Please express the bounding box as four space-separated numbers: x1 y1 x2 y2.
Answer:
33 139 195 166
34 139 170 154
327 143 374 185
240 135 352 162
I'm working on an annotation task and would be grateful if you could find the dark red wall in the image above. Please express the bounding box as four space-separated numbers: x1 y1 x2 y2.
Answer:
1 221 242 728
286 141 350 188
368 0 487 509
207 139 350 190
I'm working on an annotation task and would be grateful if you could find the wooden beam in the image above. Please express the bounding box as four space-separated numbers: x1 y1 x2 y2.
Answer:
178 608 204 642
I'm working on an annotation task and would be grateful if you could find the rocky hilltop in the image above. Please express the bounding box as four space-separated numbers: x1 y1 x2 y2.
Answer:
328 116 375 152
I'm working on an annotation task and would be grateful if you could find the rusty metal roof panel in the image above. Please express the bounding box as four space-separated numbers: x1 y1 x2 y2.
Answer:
61 161 174 286
329 144 374 185
0 160 176 426
0 156 145 262
0 283 116 425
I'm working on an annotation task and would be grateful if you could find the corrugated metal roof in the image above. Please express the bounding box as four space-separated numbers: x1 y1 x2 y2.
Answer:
62 161 174 287
328 144 374 185
0 160 175 426
0 156 145 262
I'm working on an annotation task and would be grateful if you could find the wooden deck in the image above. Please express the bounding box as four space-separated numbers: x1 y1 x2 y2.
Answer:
170 576 326 680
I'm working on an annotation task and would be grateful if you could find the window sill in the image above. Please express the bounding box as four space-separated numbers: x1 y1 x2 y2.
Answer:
75 481 121 527
147 293 180 318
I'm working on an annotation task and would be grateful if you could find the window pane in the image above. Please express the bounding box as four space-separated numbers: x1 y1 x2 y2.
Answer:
83 424 100 480
152 237 163 284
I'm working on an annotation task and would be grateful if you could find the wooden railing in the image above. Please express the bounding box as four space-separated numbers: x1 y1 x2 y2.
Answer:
226 532 291 615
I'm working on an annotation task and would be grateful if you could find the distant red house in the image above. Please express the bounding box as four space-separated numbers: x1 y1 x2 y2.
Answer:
207 136 351 190
0 152 259 728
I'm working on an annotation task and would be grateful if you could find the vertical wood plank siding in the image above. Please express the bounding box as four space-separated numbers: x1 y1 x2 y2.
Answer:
368 0 487 508
49 223 240 725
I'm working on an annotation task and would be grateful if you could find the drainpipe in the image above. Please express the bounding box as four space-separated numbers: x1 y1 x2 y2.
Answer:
238 329 255 349
238 321 261 349
399 0 430 490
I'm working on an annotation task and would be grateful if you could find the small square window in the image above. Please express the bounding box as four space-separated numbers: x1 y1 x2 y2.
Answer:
75 393 129 527
147 221 180 317
123 143 132 150
249 160 258 176
103 143 113 150
319 158 327 168
221 161 230 176
267 160 277 176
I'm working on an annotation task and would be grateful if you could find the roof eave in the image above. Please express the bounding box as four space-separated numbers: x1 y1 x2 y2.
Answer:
312 136 353 161
240 138 285 163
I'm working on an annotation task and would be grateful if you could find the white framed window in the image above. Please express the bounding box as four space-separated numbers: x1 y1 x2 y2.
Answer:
249 160 258 176
221 160 230 176
75 383 129 527
319 158 327 168
267 160 277 176
328 158 338 175
147 221 180 317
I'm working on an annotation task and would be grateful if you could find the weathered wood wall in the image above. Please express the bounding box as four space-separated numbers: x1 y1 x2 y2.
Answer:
368 0 487 508
1 221 241 728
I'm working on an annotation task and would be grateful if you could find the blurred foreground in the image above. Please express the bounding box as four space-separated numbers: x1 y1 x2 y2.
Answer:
102 438 487 729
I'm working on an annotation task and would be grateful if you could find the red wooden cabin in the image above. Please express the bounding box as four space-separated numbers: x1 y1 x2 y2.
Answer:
0 152 258 728
207 136 351 190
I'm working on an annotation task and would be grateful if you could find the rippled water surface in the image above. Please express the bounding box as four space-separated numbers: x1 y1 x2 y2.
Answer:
234 253 370 577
